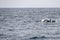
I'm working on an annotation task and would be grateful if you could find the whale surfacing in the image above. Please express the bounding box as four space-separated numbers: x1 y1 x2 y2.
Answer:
42 19 56 22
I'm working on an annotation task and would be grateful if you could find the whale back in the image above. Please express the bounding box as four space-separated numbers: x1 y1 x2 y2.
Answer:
42 19 55 22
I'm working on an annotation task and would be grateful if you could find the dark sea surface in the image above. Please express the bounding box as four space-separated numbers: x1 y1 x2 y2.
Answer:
0 8 60 40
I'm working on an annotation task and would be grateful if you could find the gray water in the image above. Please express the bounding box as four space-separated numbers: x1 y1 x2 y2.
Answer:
0 8 60 40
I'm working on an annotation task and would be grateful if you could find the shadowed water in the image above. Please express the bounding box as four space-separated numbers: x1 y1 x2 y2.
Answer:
0 8 60 40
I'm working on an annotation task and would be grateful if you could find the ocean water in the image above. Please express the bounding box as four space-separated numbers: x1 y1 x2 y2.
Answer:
0 8 60 40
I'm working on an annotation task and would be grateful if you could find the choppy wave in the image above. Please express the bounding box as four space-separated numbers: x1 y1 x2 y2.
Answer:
0 8 60 40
